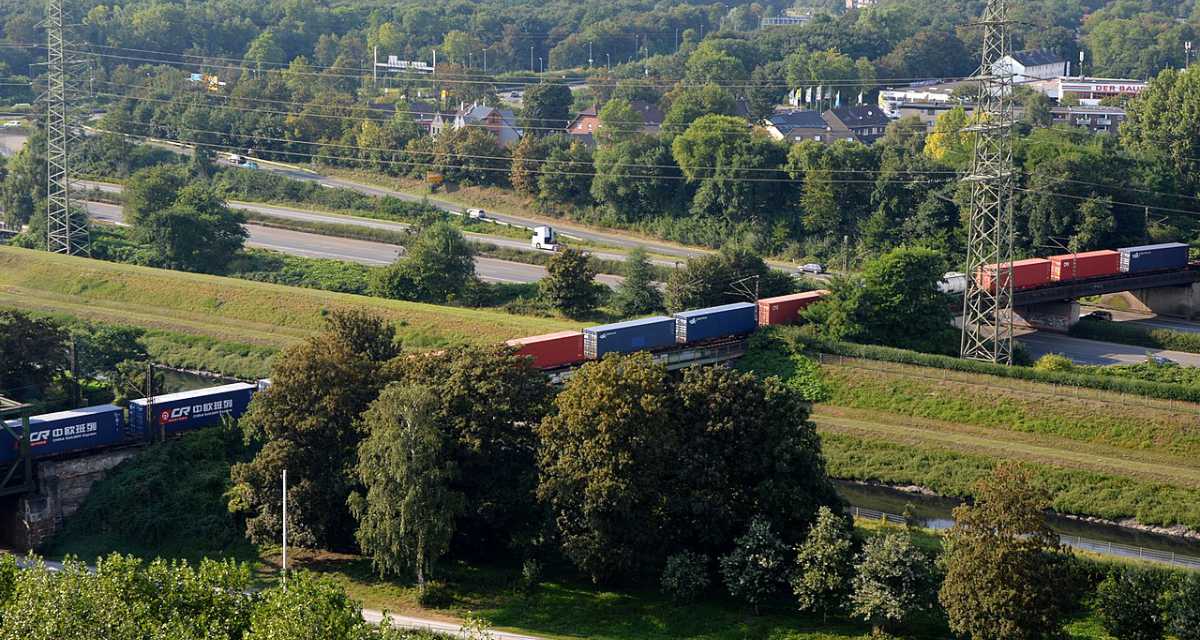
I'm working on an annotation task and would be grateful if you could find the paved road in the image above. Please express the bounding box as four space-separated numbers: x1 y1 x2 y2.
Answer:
0 131 26 157
1017 331 1200 367
77 179 649 268
1080 304 1200 334
84 201 621 287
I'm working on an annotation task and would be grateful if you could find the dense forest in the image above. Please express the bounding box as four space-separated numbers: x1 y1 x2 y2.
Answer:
2 0 1199 265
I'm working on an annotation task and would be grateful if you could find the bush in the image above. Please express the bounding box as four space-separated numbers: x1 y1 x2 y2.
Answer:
1033 353 1074 372
1096 567 1168 640
518 558 542 594
660 551 711 603
1169 573 1200 640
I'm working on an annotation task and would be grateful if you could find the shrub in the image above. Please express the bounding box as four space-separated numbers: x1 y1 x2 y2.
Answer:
518 558 542 594
1168 573 1200 640
1096 567 1168 640
1033 353 1074 372
660 551 711 603
416 582 454 608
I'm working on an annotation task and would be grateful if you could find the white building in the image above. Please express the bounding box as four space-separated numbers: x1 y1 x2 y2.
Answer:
992 49 1069 84
1025 77 1147 105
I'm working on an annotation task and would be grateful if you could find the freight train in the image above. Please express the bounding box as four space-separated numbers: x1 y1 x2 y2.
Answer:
2 243 1191 467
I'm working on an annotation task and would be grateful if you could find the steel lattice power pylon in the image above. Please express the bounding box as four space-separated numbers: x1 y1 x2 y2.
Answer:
960 0 1015 364
44 0 90 256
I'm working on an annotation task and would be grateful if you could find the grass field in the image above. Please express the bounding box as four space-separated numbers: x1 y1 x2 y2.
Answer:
0 246 581 349
805 356 1200 531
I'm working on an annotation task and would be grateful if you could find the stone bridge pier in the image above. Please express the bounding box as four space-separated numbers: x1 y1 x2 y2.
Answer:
0 448 137 551
1106 282 1200 320
1013 300 1081 332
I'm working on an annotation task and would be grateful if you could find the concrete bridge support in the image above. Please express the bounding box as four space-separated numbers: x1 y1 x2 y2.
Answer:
0 448 137 551
1107 283 1200 320
1013 301 1081 332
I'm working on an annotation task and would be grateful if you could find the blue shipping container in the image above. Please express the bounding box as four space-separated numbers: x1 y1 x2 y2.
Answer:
129 383 256 437
584 316 676 359
1119 242 1190 274
674 302 757 343
0 404 126 464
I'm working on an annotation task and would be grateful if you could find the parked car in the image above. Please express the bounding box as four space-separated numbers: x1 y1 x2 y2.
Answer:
800 263 824 275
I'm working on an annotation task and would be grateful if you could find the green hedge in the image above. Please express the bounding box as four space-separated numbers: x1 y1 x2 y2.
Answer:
1069 317 1200 354
765 327 1200 403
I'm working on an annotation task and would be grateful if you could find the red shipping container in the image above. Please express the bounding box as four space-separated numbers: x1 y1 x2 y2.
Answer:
977 258 1052 292
1049 250 1120 282
757 290 830 326
506 331 584 369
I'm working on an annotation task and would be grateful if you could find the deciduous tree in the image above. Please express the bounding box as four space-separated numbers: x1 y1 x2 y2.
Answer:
350 384 463 589
539 247 602 317
719 516 789 613
792 506 854 621
1096 568 1168 640
612 246 663 316
849 532 936 635
939 463 1079 640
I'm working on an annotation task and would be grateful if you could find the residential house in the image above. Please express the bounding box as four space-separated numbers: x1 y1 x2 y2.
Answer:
993 49 1069 84
763 109 855 144
822 105 892 144
566 100 666 147
1050 105 1126 135
431 102 523 147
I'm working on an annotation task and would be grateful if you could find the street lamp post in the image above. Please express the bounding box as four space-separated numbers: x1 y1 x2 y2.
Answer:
1187 41 1194 68
606 52 611 70
530 46 534 72
588 42 593 68
539 57 544 73
482 48 487 72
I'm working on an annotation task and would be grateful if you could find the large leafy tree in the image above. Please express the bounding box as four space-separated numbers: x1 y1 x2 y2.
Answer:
612 246 663 316
591 135 684 222
672 114 792 225
595 98 642 147
1169 573 1200 640
350 384 463 589
133 185 247 274
0 129 45 228
538 354 837 583
665 246 794 313
229 311 398 549
124 165 188 228
939 463 1080 640
386 345 552 553
0 310 67 401
803 247 955 353
539 247 602 317
521 82 573 134
370 221 475 303
1122 65 1200 195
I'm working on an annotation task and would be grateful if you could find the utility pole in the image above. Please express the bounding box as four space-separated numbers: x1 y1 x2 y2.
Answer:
44 0 90 256
282 469 289 587
960 0 1016 365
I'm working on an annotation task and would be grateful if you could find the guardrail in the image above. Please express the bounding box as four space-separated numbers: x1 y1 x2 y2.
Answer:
847 506 1200 570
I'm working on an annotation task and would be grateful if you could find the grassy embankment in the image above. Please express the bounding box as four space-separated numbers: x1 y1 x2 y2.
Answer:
0 246 581 352
794 354 1200 531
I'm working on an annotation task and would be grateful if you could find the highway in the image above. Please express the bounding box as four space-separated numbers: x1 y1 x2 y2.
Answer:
84 200 622 286
1017 330 1200 367
1080 305 1200 334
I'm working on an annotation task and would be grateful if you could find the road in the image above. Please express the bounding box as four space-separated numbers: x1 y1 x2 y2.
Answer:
0 130 25 157
1081 304 1200 334
83 201 622 286
1017 331 1200 367
77 179 652 268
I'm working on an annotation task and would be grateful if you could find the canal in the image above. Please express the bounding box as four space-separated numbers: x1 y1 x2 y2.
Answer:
837 481 1200 570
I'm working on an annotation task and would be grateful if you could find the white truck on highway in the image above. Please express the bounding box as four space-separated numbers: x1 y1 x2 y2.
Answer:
531 226 559 251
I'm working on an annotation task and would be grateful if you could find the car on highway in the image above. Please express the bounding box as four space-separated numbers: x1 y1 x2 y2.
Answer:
799 263 824 275
1149 354 1176 366
1084 310 1113 321
2 120 21 128
466 208 487 220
